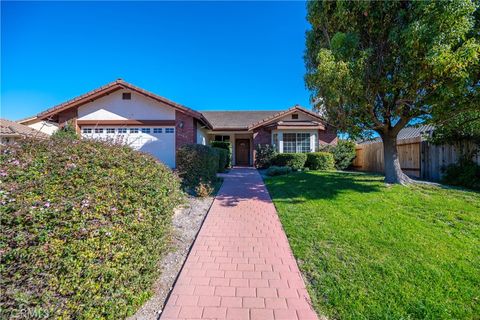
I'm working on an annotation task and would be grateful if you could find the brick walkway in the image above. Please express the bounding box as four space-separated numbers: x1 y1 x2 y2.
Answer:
161 168 318 320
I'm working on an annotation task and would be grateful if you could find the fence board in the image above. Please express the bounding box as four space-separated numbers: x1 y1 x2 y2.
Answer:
354 138 479 181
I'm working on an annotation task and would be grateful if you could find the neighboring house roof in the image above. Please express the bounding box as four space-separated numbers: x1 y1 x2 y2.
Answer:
17 116 38 125
37 79 212 128
0 118 49 138
358 124 435 145
202 106 328 131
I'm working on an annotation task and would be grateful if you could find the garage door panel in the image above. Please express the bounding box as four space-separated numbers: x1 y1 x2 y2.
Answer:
81 126 175 168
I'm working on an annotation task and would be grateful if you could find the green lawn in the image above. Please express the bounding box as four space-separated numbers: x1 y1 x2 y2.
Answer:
265 171 480 320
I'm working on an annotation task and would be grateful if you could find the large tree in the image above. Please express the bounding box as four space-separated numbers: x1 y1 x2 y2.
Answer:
305 1 480 184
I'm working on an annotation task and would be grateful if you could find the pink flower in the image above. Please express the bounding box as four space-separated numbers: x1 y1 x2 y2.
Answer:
44 202 50 208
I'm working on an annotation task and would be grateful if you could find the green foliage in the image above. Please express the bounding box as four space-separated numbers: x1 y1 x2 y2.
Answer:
176 144 219 189
272 153 307 170
254 144 277 169
442 159 480 190
210 141 231 167
321 140 357 170
305 1 480 139
51 122 78 140
213 147 228 173
266 166 292 176
0 137 183 319
431 109 480 147
306 152 335 170
305 1 480 182
266 171 480 319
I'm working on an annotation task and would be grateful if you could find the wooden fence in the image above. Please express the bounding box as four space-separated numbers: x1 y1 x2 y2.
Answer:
353 138 480 181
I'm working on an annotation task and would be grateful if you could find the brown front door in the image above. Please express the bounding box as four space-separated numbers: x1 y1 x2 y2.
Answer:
235 139 250 166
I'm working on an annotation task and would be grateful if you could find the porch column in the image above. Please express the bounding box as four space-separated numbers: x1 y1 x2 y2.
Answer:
278 132 283 153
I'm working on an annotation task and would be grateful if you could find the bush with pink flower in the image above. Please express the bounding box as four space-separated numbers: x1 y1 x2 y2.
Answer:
0 137 183 318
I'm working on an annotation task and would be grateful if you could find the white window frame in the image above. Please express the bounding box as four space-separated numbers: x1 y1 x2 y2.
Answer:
83 128 92 134
153 128 162 134
141 128 151 134
130 128 139 134
118 128 127 134
274 131 315 153
165 128 174 134
106 128 115 134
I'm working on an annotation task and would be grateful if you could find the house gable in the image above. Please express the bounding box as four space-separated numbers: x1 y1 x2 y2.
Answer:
77 89 175 121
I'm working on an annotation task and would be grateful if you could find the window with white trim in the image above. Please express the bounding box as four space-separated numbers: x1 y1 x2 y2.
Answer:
130 128 139 134
94 128 104 134
106 128 115 134
141 128 151 134
83 128 92 134
118 128 127 134
153 128 162 134
272 133 279 152
165 128 174 133
282 133 311 153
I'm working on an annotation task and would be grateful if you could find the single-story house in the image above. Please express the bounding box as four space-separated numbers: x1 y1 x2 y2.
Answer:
32 79 337 167
1 118 49 145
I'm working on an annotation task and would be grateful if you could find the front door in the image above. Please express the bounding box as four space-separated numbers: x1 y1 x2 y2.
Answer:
235 139 250 166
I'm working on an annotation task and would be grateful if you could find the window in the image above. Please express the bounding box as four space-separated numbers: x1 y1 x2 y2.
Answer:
297 133 311 153
83 128 92 134
291 114 299 120
214 135 230 142
118 128 127 134
283 133 297 153
94 128 104 134
130 128 139 133
282 132 311 153
141 128 151 134
272 133 279 152
165 128 174 133
106 128 115 134
153 128 162 134
122 92 131 100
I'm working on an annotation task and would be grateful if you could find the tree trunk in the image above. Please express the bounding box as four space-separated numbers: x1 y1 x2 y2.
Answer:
382 133 412 185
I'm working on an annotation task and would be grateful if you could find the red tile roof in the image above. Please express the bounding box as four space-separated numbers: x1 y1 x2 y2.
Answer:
37 79 212 128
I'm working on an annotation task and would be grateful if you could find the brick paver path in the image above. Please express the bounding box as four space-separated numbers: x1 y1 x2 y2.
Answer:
161 168 318 320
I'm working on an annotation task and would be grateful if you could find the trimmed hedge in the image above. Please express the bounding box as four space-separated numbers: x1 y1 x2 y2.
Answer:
306 152 335 170
176 144 219 187
320 140 356 170
0 137 183 319
272 153 307 170
210 141 231 167
266 166 292 176
213 147 228 173
254 144 277 169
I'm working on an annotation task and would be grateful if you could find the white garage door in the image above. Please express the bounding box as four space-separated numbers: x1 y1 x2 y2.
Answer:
81 126 176 168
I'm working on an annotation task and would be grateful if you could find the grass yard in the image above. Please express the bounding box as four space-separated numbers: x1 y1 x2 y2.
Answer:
265 171 480 320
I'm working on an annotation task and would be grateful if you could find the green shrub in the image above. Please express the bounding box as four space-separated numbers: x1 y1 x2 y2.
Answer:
272 153 307 170
266 166 292 176
320 140 356 170
176 144 219 188
442 159 480 190
306 152 335 170
210 141 231 167
51 121 78 140
0 137 183 319
254 144 277 169
213 147 228 172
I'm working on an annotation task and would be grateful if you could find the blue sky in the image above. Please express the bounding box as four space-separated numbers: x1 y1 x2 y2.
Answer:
1 1 310 121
